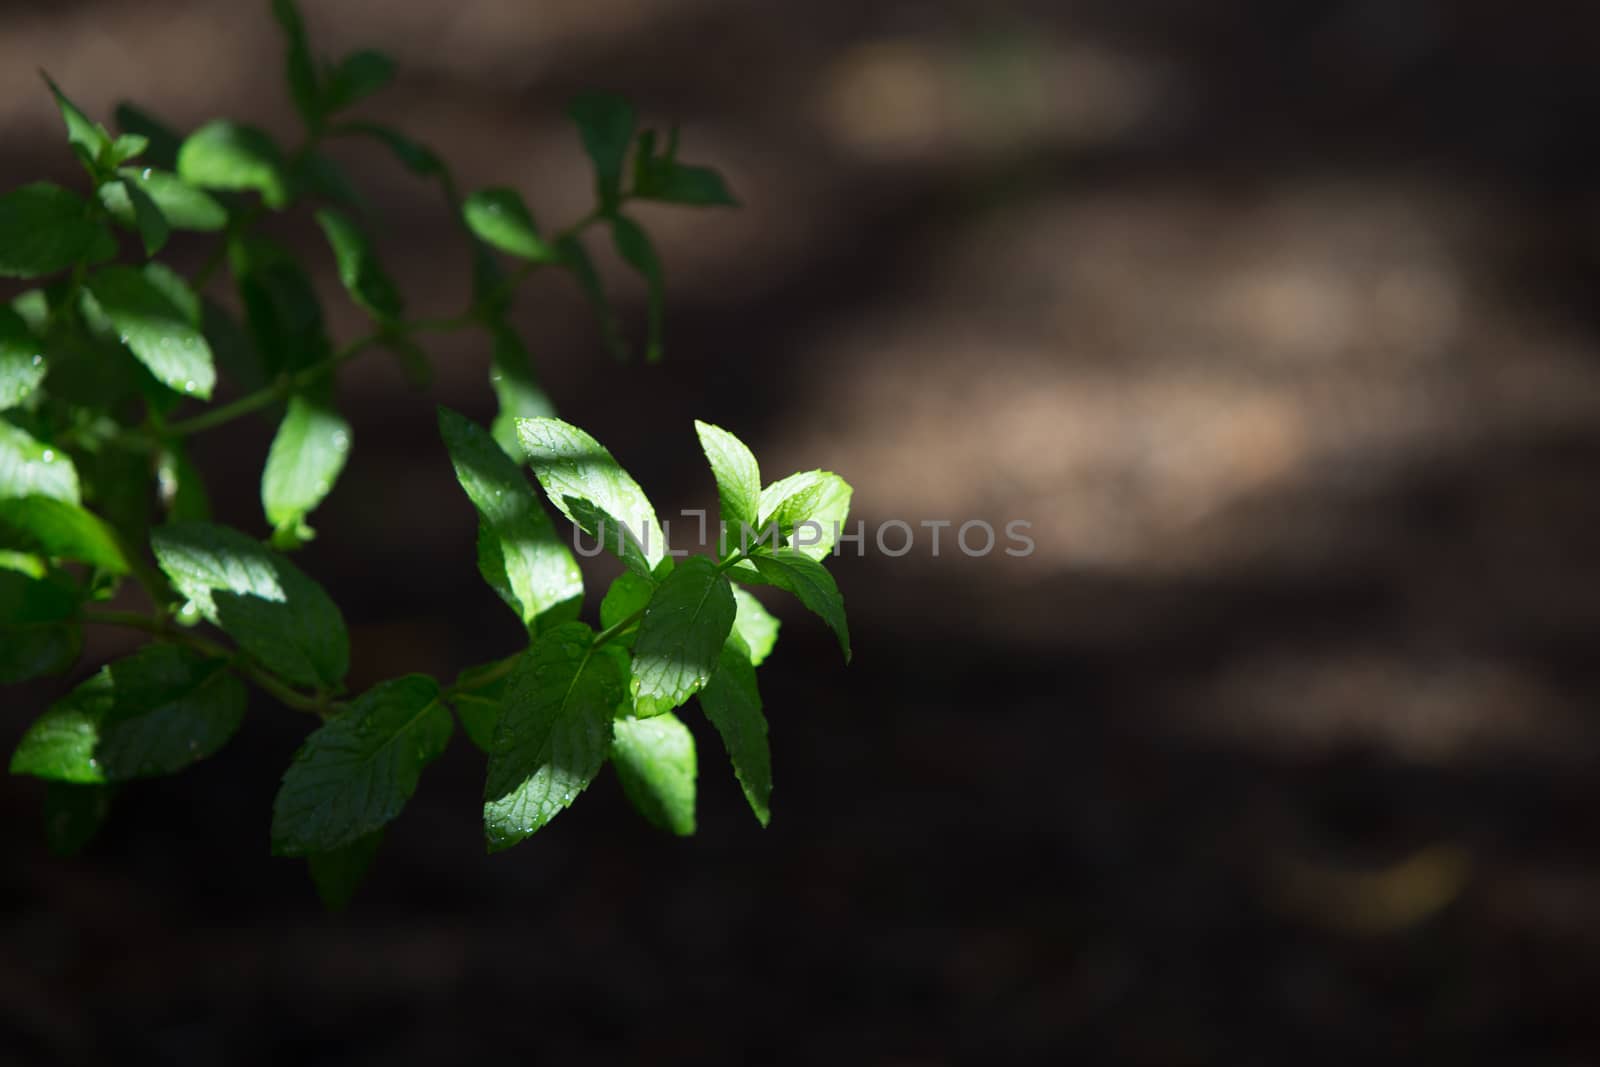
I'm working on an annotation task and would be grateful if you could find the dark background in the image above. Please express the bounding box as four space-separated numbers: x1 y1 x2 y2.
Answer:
4 1 1600 1062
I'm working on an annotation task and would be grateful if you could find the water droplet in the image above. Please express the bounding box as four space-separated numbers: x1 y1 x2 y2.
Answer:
331 431 349 451
40 449 54 462
182 380 197 394
141 168 152 180
30 354 42 366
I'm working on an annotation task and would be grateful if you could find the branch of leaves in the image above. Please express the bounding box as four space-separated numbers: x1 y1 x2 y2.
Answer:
438 408 849 852
460 91 737 367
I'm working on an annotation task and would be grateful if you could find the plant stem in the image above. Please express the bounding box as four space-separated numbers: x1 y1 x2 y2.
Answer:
592 605 646 649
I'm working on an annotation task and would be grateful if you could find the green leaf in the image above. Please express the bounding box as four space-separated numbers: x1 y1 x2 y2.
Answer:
271 0 323 129
731 586 779 667
517 416 665 569
298 151 362 210
308 829 384 911
0 568 80 684
0 496 128 573
611 712 697 835
462 189 557 262
760 470 853 560
100 168 227 231
110 134 149 166
157 446 211 521
83 266 215 399
114 103 183 170
0 183 113 279
178 121 291 209
567 92 635 209
600 570 654 645
151 521 349 689
42 73 111 165
271 675 452 855
487 322 554 458
230 236 331 377
118 178 169 256
315 208 403 319
739 549 850 662
555 234 627 361
564 495 655 578
202 296 266 392
324 51 396 112
635 162 739 207
483 621 624 851
438 407 582 633
0 306 47 409
141 261 201 326
694 420 761 532
450 656 518 752
0 422 80 503
697 633 770 826
631 556 736 718
610 215 665 363
42 782 114 856
10 644 245 782
261 393 351 546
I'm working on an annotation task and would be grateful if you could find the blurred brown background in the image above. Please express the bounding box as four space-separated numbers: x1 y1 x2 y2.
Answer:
4 0 1600 1062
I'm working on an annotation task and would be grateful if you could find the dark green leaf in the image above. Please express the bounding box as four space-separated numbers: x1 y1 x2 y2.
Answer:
119 179 169 256
202 297 266 392
450 656 518 752
99 168 227 231
601 570 654 636
516 416 664 570
114 103 183 170
698 632 770 826
141 262 200 326
636 161 739 207
178 121 291 209
438 407 582 633
308 829 384 911
298 151 362 210
0 496 128 573
337 121 443 177
555 234 626 361
610 215 665 363
157 446 211 521
567 92 635 209
739 549 850 661
272 675 451 855
261 393 351 546
315 208 403 319
10 644 245 782
487 322 554 458
151 521 349 689
631 556 736 718
611 712 697 835
694 420 760 531
0 183 112 279
323 51 396 112
42 782 114 856
483 622 624 851
0 568 80 684
84 266 215 399
0 422 80 503
0 306 47 409
462 189 557 262
230 236 330 376
271 0 323 129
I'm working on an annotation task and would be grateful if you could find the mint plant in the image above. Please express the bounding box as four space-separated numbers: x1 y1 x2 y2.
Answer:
1 1 849 909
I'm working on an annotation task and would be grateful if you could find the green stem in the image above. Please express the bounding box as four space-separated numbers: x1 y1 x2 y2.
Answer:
592 604 646 649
